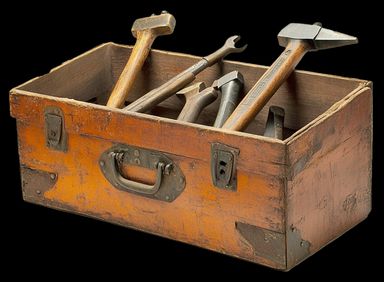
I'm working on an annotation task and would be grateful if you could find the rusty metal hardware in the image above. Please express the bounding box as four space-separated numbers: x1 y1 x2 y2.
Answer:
236 222 286 266
211 143 239 191
213 71 244 127
99 144 185 202
44 107 67 152
21 166 58 203
264 106 285 140
124 35 247 113
176 81 219 123
222 23 358 131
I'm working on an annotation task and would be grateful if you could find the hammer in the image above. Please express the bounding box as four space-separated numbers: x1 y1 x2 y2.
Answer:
124 35 247 113
107 12 176 108
176 81 219 123
222 23 358 131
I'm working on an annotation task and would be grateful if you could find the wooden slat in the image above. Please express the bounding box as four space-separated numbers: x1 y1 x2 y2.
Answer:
286 87 372 266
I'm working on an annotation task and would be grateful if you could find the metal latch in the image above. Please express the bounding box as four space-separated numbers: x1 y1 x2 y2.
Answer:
211 143 239 191
44 107 67 152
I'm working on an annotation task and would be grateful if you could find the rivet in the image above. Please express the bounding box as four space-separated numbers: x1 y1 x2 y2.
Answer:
36 190 41 195
165 195 170 201
100 160 105 167
50 173 56 180
300 241 305 247
134 150 140 157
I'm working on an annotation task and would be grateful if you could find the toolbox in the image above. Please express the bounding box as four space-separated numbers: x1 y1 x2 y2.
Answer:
9 42 372 270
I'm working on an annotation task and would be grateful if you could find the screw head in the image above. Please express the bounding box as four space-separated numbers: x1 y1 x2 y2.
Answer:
100 160 105 167
165 195 170 201
36 190 41 195
50 173 56 180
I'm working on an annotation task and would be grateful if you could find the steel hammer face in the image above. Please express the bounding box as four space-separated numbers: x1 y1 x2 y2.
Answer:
277 23 358 51
132 12 176 38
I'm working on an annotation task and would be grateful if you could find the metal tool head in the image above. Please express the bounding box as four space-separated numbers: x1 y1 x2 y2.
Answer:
132 11 176 38
176 82 206 101
203 35 247 66
277 23 358 51
224 35 248 54
217 71 244 88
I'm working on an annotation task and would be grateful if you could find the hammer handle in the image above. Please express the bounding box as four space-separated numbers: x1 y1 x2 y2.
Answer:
222 40 308 131
107 30 155 108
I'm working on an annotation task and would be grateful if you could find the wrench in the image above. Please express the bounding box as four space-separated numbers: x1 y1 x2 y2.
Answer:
176 81 219 123
124 36 247 113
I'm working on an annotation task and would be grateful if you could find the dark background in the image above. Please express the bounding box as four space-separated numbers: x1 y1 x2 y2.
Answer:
2 1 382 277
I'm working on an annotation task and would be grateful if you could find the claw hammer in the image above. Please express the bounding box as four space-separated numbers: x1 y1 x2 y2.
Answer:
222 23 358 131
107 12 176 108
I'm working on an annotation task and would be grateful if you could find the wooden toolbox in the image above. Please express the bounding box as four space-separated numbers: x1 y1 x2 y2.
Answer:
9 42 372 270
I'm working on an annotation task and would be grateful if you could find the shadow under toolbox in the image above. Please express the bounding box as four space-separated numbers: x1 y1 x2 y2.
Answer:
9 43 372 270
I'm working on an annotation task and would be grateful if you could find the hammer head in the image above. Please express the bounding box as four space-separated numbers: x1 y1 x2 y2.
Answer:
277 23 358 51
132 12 176 38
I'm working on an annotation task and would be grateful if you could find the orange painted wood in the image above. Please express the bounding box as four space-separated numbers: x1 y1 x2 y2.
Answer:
9 43 372 270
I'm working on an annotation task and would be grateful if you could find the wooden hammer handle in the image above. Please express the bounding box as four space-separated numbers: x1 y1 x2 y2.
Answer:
107 30 155 108
222 40 309 131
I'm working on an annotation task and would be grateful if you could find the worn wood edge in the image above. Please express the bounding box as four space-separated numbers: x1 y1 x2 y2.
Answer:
284 215 369 271
110 42 369 84
10 41 368 100
23 197 286 270
285 82 372 145
10 88 285 146
283 84 372 268
9 43 116 93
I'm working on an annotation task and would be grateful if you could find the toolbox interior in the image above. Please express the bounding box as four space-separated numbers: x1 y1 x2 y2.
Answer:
18 42 363 139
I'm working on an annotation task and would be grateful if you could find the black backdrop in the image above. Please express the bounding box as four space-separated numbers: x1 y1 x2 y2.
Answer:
2 1 382 277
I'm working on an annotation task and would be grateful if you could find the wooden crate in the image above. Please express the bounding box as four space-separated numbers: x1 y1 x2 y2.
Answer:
9 43 372 270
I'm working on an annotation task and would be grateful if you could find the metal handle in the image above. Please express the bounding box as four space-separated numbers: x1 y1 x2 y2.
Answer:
108 151 165 195
99 144 185 202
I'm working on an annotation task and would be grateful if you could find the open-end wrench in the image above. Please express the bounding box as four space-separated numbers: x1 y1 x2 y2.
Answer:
222 23 358 131
124 36 247 113
176 81 219 123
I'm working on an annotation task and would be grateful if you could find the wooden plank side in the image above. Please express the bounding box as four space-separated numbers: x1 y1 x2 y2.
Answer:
17 43 114 102
11 93 285 268
13 43 363 136
286 87 372 266
10 92 285 177
110 44 362 132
